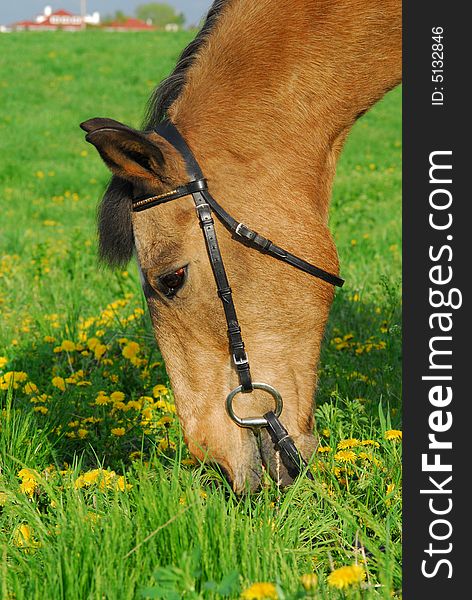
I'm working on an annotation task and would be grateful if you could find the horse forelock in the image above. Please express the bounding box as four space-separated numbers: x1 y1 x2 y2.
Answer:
97 176 134 267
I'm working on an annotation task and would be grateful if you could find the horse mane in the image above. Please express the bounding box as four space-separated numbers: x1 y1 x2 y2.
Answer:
98 0 230 267
144 0 230 129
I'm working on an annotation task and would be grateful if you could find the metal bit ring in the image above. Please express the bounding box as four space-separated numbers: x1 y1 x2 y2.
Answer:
226 383 283 429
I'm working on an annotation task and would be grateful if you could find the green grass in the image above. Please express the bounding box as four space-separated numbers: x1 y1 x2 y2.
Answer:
0 32 401 599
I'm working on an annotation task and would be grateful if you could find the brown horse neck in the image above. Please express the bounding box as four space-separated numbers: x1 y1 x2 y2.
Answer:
169 0 401 220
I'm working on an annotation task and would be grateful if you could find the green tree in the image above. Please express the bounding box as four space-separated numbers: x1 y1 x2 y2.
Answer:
135 3 186 28
102 10 129 24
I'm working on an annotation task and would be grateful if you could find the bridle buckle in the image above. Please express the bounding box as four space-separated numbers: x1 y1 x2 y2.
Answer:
233 352 249 366
235 222 247 237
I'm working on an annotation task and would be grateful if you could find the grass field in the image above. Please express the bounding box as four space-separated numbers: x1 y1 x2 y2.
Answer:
0 32 402 599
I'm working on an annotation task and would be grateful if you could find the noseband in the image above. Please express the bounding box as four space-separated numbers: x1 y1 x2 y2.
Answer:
132 120 344 480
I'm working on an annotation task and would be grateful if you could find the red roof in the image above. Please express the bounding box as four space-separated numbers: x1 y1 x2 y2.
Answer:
50 10 74 16
13 20 58 28
107 18 155 30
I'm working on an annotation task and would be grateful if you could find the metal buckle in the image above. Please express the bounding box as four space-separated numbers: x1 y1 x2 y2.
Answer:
235 223 247 237
233 352 249 366
226 383 283 429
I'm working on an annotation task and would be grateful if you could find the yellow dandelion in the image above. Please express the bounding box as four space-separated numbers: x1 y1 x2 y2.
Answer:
360 440 380 448
334 450 357 463
19 479 37 497
77 429 88 439
385 429 402 441
13 524 40 548
61 340 76 352
34 406 48 415
82 470 101 486
94 343 107 360
87 337 100 350
386 482 396 507
122 341 140 359
95 392 110 405
0 356 8 369
110 391 125 403
337 438 360 450
116 476 132 491
111 427 126 437
300 573 318 591
127 400 142 410
317 446 331 453
241 582 278 600
24 381 39 395
18 468 38 481
52 376 66 392
1 371 28 390
153 384 169 398
158 438 176 451
327 565 366 589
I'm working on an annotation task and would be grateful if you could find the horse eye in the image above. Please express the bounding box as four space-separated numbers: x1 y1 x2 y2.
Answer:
157 267 187 298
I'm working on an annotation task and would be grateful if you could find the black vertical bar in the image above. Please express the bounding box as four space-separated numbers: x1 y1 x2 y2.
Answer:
404 2 468 597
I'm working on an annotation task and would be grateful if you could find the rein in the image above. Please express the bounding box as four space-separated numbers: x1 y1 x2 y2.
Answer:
132 119 344 481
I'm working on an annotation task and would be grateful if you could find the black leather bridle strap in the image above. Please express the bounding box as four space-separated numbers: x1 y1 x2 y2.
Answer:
192 191 252 391
202 193 344 287
264 411 315 481
156 120 205 181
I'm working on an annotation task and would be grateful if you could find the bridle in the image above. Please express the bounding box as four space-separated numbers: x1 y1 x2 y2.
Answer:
132 120 344 481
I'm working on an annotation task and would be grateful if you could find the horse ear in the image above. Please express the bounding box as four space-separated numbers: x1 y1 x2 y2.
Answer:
80 118 131 134
81 119 166 183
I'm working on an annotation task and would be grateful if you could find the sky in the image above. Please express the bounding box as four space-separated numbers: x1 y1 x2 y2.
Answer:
0 1 214 26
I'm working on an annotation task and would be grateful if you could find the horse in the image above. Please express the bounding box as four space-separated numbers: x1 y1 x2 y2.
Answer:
81 0 401 492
